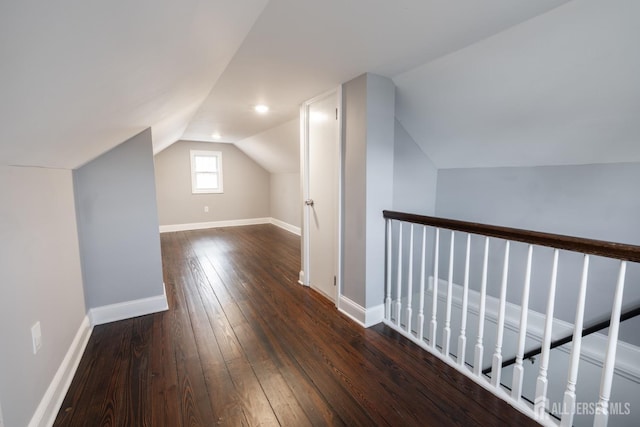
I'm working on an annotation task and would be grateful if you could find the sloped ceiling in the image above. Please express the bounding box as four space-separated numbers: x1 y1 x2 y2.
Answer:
234 118 299 174
8 0 622 172
181 0 571 145
394 0 640 168
0 0 267 169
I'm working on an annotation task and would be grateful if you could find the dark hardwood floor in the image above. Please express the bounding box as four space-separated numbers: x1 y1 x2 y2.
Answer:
54 224 538 426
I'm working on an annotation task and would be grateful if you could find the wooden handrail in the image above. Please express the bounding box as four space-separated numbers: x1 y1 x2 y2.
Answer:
383 210 640 263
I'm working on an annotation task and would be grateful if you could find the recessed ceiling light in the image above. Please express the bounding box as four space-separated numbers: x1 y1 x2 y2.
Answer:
254 104 269 114
211 132 221 140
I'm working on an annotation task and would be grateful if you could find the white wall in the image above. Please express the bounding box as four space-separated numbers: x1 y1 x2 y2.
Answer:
270 173 300 228
394 0 640 169
343 74 368 306
342 73 395 317
155 140 270 226
236 118 301 230
235 118 299 174
435 163 640 345
393 118 437 215
0 166 86 427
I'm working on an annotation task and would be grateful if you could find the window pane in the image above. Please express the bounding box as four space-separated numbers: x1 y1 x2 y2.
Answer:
195 155 217 172
196 172 218 189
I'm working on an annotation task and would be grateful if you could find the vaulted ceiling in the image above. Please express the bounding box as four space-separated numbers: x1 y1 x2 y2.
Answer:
395 0 640 168
0 0 268 169
2 0 637 172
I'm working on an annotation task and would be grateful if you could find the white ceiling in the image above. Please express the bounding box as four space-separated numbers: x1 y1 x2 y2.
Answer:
182 0 571 145
394 0 640 168
0 0 267 169
234 118 299 174
9 0 635 172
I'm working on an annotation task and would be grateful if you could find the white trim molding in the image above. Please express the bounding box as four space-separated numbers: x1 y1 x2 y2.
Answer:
339 295 384 328
160 217 301 236
28 316 92 427
270 218 301 236
159 217 272 233
426 276 640 383
89 283 168 326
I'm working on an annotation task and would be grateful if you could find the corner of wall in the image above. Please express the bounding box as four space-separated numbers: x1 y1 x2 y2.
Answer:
339 294 385 328
89 283 168 326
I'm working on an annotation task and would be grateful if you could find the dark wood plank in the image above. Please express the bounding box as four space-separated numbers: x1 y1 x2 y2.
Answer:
53 324 115 426
54 224 540 427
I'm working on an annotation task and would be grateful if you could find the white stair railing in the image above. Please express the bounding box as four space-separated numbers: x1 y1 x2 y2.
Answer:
559 255 590 427
383 210 640 427
429 228 440 348
534 248 559 420
594 261 627 427
491 240 510 388
457 233 471 366
512 244 533 401
443 231 455 357
473 236 490 377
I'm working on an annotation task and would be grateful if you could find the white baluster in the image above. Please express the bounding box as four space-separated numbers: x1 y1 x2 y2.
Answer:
406 224 415 334
395 222 403 326
417 226 427 341
534 249 560 421
594 261 627 427
512 245 533 400
458 234 471 367
429 228 440 348
385 219 392 321
443 231 455 357
473 237 490 376
559 254 590 427
491 241 510 388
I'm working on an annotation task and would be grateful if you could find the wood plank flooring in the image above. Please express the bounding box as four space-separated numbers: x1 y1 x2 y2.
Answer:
54 224 539 426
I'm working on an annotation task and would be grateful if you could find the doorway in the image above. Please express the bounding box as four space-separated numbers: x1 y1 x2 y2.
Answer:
300 88 342 303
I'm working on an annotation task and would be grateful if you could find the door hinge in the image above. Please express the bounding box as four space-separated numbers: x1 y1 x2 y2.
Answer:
335 108 338 120
334 276 337 286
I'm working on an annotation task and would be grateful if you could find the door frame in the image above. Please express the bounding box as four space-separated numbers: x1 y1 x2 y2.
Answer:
299 86 343 308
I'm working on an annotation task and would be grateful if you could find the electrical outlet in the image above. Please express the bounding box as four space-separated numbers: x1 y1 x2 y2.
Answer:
204 206 209 213
31 321 42 354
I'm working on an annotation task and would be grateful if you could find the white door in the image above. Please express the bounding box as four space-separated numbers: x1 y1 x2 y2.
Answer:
302 89 340 301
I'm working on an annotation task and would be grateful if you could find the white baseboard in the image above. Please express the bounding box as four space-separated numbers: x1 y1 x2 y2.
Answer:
28 315 93 427
89 283 168 326
270 218 301 236
339 295 384 328
159 217 271 233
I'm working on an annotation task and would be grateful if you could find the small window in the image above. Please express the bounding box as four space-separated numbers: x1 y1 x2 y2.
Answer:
190 150 223 194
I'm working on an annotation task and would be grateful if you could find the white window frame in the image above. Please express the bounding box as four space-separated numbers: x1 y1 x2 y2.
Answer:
190 150 223 194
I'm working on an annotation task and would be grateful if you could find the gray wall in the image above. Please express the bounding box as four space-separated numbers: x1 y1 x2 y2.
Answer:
0 166 86 427
270 172 301 228
393 118 437 215
74 128 164 308
343 73 395 309
155 140 270 226
343 74 368 305
435 163 640 344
